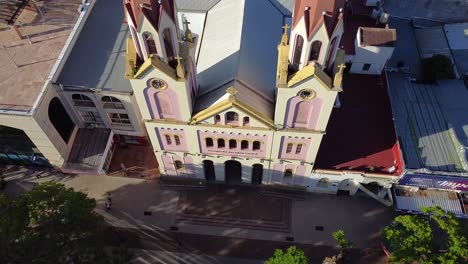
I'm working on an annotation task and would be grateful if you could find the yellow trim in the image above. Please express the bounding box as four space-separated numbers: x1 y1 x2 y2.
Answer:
125 38 138 79
286 62 334 91
191 93 275 129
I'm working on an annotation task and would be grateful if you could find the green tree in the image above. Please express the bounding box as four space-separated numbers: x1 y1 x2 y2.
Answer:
0 182 108 263
384 206 468 264
265 246 308 264
421 54 455 82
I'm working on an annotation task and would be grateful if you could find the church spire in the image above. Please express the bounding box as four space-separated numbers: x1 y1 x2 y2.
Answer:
277 24 290 87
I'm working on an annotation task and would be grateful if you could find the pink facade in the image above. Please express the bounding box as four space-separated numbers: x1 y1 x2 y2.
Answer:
270 163 308 186
278 136 312 161
198 131 269 158
156 128 189 152
285 96 323 129
161 154 195 178
144 84 181 120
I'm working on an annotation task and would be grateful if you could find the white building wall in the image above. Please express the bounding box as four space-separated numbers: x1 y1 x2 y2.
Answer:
61 90 145 136
349 29 395 75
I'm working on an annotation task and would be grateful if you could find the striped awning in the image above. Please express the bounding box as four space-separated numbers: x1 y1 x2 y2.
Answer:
393 186 466 216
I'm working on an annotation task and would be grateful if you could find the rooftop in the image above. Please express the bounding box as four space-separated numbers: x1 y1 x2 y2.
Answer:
57 0 131 92
444 22 468 75
360 27 396 47
0 0 81 112
340 14 385 55
194 0 284 117
315 74 402 176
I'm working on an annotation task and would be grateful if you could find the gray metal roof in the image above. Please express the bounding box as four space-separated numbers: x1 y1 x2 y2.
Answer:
386 17 421 76
175 0 293 15
194 0 283 117
57 0 131 93
394 186 465 216
452 50 468 76
386 73 467 172
414 27 451 58
175 0 220 11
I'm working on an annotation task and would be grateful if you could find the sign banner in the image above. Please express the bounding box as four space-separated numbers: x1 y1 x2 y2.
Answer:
399 173 468 192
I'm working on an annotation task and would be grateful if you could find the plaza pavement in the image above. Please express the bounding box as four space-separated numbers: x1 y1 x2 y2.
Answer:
1 165 392 263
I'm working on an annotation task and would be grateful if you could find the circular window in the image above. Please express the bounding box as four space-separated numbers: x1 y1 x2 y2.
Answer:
298 89 316 100
150 79 167 90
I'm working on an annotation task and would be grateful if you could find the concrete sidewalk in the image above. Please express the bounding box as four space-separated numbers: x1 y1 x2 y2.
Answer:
2 165 392 262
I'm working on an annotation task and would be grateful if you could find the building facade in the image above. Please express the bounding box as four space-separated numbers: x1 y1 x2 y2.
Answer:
123 0 401 195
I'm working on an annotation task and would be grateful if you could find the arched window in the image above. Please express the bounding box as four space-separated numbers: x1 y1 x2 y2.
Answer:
217 138 225 148
309 41 322 62
284 169 293 178
241 140 249 150
165 135 172 145
229 139 237 149
102 96 124 109
225 111 239 125
253 141 261 151
162 28 175 65
293 101 312 128
206 138 214 147
214 115 221 124
326 37 337 69
143 32 157 55
296 143 303 154
243 116 250 126
292 35 304 69
174 160 184 170
286 143 293 153
155 92 173 118
49 97 74 143
174 135 181 145
72 94 95 107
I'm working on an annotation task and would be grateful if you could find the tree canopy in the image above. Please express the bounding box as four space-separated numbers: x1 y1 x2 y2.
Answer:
383 206 468 264
265 246 309 264
421 54 455 82
0 182 107 263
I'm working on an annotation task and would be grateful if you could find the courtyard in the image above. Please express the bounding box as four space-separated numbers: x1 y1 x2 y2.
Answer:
2 165 394 263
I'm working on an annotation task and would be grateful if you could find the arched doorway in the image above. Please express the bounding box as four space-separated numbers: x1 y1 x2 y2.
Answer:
251 164 263 185
49 97 74 143
203 160 215 182
337 179 356 196
225 160 242 184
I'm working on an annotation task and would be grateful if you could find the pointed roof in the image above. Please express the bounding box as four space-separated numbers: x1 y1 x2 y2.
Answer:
191 88 275 129
292 0 345 39
194 0 283 118
124 0 175 30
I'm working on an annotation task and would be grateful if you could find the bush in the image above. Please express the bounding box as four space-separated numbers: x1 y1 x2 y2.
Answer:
422 54 455 82
265 246 308 264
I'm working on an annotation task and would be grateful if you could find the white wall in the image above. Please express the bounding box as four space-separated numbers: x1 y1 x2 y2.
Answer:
349 29 395 75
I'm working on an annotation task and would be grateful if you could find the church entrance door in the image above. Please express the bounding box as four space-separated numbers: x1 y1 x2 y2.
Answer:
225 160 242 184
251 164 263 185
203 160 215 182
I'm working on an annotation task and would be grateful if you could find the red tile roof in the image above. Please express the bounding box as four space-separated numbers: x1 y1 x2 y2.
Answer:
360 27 397 47
293 0 346 40
339 15 386 55
315 74 402 176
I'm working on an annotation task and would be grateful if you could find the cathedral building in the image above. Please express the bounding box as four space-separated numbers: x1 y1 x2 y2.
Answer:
123 0 402 196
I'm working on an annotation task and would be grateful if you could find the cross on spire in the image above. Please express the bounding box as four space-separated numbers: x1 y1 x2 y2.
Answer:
337 64 346 71
175 56 182 64
183 20 191 28
282 24 290 34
